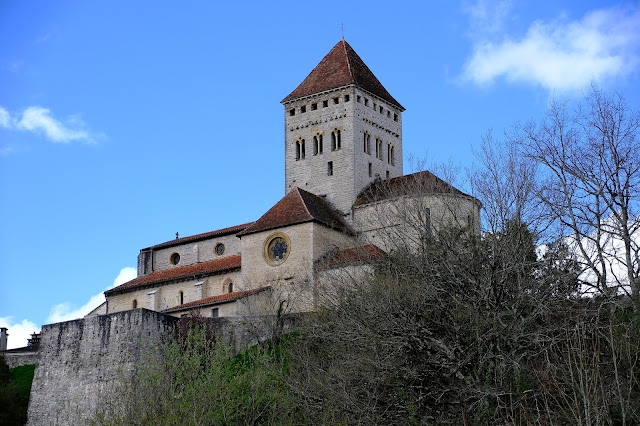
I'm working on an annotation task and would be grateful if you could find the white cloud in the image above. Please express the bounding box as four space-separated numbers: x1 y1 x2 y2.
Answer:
45 267 137 324
0 317 39 350
462 4 640 91
0 105 103 144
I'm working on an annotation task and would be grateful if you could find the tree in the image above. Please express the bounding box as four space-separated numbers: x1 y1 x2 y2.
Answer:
513 87 640 312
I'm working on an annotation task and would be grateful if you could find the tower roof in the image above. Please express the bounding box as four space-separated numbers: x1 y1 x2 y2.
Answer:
237 187 354 237
282 40 404 110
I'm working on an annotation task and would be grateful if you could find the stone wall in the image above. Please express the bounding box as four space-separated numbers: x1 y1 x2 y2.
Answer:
1 349 39 368
27 309 177 426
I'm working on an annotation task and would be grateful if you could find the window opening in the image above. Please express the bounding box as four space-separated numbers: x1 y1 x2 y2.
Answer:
301 105 306 113
332 129 341 150
323 100 328 107
327 161 333 176
386 170 390 179
301 139 305 159
357 95 362 103
333 97 339 104
289 108 295 116
228 282 233 293
313 136 318 155
394 113 398 122
170 252 180 265
368 162 372 177
389 145 395 165
364 133 371 154
375 138 382 159
212 308 219 318
179 291 184 305
344 94 350 102
132 299 137 309
364 98 369 106
373 102 377 110
379 106 384 114
387 111 391 118
311 103 317 110
295 141 301 160
319 134 323 153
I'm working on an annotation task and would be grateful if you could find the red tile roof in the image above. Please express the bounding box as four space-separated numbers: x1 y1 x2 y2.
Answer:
354 170 477 207
162 286 271 313
105 256 241 295
282 39 404 110
316 244 386 270
238 187 354 237
144 222 254 250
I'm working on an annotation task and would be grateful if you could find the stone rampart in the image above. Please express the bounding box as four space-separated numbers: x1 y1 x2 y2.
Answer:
27 309 177 426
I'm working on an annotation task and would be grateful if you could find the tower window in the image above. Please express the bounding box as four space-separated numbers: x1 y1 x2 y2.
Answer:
301 139 305 158
387 111 391 118
388 144 395 165
364 98 369 107
295 141 301 160
322 100 328 108
212 308 219 318
170 252 180 265
375 138 382 160
333 97 339 104
394 113 398 122
313 134 323 155
368 162 372 177
386 170 390 179
344 94 350 102
179 291 184 305
327 161 333 176
364 133 371 154
132 299 137 309
301 105 306 113
228 282 233 293
357 95 362 103
379 106 384 114
289 108 295 116
311 103 317 110
331 129 341 151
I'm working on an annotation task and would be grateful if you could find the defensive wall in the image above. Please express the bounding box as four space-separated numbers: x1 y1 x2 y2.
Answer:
25 308 299 425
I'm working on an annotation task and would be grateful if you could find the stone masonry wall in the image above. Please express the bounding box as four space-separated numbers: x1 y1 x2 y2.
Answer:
27 309 177 426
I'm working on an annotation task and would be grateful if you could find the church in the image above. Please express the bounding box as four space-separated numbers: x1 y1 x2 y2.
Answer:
101 39 481 319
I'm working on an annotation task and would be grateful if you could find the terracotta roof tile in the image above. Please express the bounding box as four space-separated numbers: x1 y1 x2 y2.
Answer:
316 244 386 270
238 187 354 237
105 256 241 295
144 223 254 250
354 170 475 207
162 286 271 313
282 40 404 110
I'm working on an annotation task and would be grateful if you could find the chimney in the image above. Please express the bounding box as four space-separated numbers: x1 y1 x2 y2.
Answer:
0 327 8 351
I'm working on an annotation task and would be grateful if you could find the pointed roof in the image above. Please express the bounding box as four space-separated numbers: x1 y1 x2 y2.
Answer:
282 40 404 110
237 187 354 237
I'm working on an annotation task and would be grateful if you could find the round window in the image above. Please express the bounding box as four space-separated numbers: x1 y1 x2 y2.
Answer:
170 252 181 265
215 243 225 256
264 233 290 266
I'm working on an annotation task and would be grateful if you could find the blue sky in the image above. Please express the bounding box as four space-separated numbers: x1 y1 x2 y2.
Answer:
1 0 639 348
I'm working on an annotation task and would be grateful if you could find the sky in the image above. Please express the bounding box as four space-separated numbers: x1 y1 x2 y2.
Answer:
1 0 639 349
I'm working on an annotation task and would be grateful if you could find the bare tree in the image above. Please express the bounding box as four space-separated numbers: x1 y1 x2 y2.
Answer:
513 87 640 311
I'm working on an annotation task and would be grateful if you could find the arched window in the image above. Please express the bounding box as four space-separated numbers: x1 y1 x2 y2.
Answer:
332 130 341 150
313 134 323 155
132 299 137 309
318 134 323 153
228 282 233 293
301 139 305 159
364 133 371 154
295 141 301 160
179 291 184 305
375 138 382 159
389 144 395 165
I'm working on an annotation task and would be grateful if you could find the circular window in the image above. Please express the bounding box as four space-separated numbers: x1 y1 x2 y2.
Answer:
264 233 290 266
170 252 181 265
215 243 225 256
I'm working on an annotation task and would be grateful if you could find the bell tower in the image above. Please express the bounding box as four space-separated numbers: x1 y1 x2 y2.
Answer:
281 40 405 222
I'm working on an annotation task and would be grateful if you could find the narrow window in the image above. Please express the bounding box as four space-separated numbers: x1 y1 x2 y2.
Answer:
132 299 137 309
313 136 319 155
322 100 328 108
364 98 369 106
368 162 372 177
295 141 301 160
337 130 341 149
390 145 395 165
212 308 219 318
331 131 337 151
333 97 339 104
387 110 391 118
375 138 382 159
373 102 377 110
394 113 398 122
301 139 305 158
364 133 371 154
289 108 295 116
301 105 306 113
179 291 184 305
357 95 362 103
344 94 350 102
319 134 323 153
327 161 333 176
387 143 392 164
228 282 233 293
311 103 317 110
386 170 390 179
379 106 384 114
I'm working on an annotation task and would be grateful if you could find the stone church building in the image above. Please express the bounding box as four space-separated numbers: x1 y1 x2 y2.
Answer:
103 39 481 319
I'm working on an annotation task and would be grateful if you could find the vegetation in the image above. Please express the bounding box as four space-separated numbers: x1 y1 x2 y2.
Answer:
96 87 639 425
0 356 35 426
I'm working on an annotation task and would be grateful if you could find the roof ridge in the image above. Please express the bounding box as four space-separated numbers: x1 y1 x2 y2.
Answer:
343 40 355 87
295 187 314 219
